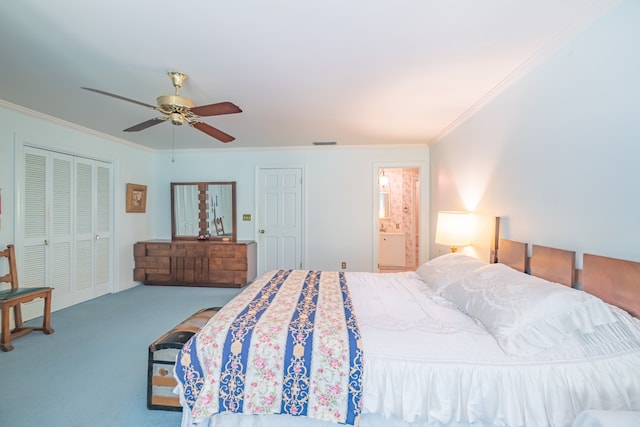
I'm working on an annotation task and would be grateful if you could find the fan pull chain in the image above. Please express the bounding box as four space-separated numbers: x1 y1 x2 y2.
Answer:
171 126 176 163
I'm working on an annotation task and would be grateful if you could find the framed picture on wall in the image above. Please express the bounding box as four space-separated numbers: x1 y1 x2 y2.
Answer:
126 183 147 213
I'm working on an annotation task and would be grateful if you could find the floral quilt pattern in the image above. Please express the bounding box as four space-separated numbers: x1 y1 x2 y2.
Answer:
175 270 363 426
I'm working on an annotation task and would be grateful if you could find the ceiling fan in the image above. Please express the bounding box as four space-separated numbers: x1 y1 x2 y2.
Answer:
82 71 242 143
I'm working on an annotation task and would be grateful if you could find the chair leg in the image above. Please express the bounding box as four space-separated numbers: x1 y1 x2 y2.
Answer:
1 303 14 352
13 302 25 330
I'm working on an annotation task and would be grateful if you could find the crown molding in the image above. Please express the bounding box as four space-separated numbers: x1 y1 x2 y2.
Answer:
0 99 154 153
431 0 620 145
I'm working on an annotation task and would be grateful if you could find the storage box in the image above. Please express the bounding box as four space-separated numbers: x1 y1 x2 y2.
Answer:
147 307 220 410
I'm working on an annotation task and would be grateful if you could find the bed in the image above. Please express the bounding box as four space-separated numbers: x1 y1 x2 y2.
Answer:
173 230 640 427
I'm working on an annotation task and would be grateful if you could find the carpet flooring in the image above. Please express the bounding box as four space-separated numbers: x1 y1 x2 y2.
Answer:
0 284 243 427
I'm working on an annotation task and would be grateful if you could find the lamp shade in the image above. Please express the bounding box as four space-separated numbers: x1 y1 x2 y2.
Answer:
435 211 472 250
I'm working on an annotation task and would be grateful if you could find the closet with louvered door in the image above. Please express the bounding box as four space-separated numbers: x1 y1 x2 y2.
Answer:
21 146 113 319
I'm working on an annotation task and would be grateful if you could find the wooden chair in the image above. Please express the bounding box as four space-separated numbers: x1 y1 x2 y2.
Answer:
214 217 225 236
0 244 54 351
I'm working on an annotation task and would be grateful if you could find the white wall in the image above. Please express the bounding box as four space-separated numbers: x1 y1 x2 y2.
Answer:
430 0 640 266
155 146 429 274
0 104 157 292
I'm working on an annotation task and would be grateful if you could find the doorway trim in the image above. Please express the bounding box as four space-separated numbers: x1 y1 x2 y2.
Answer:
372 160 429 272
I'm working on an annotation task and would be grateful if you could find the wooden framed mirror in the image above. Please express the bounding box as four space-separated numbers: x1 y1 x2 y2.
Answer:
171 181 237 241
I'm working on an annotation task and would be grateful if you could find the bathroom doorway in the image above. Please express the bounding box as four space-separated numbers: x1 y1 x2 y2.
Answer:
376 166 421 272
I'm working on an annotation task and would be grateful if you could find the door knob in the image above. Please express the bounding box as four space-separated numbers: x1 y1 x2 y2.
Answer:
258 229 265 234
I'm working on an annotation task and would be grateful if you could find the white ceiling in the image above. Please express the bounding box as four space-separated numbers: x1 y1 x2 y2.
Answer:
0 0 617 150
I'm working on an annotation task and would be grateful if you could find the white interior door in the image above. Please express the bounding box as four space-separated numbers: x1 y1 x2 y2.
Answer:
74 158 112 303
21 146 112 319
49 153 75 307
74 159 94 302
257 168 303 275
94 162 112 297
22 148 74 315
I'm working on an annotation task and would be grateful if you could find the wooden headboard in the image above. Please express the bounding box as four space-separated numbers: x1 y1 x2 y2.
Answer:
497 239 527 273
495 238 640 318
583 253 640 318
530 244 575 287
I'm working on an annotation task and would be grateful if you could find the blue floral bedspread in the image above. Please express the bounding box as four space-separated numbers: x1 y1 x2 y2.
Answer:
175 270 363 426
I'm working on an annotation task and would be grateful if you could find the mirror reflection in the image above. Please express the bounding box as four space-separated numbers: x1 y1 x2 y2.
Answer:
379 191 390 219
207 184 234 237
171 182 236 241
173 184 200 236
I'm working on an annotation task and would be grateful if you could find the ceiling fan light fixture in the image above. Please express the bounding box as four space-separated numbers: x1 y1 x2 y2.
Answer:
170 112 184 125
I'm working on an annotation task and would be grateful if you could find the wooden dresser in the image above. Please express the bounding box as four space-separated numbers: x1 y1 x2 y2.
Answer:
134 240 257 288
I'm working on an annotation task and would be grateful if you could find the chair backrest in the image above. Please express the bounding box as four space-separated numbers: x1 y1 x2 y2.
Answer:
214 218 225 235
0 244 19 291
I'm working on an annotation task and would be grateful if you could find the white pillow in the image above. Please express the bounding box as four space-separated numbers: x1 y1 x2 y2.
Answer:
416 253 486 293
441 263 618 356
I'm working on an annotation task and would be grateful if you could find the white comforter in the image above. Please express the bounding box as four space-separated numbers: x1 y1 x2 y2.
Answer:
179 270 640 427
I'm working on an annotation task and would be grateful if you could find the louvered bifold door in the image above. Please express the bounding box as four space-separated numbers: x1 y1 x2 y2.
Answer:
22 147 113 317
94 161 112 297
49 154 73 308
22 149 49 320
74 158 113 303
22 148 74 315
74 159 94 303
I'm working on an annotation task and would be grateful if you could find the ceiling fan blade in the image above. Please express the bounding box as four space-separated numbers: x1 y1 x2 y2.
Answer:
190 102 242 117
81 87 156 109
191 121 235 143
123 117 166 132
